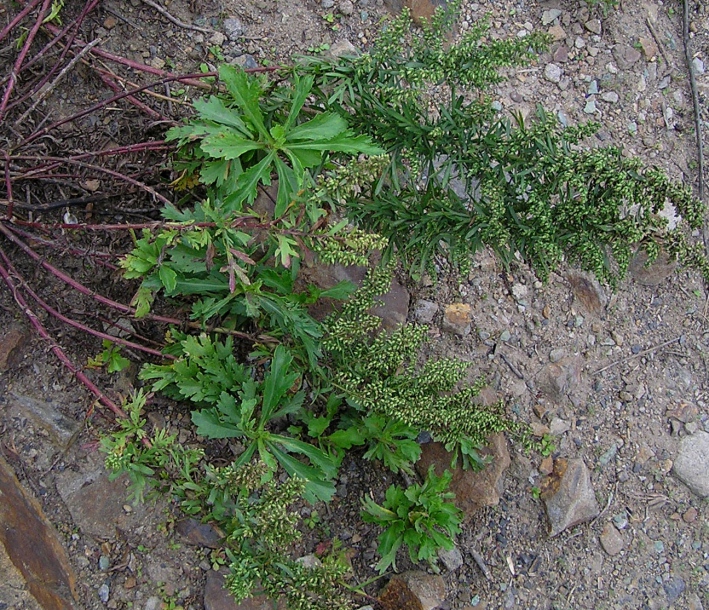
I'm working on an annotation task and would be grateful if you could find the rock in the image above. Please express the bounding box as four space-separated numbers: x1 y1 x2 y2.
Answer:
339 0 354 15
0 325 27 371
442 303 472 336
536 357 582 404
437 546 463 571
601 91 619 103
638 36 658 60
0 456 79 610
144 597 162 610
666 402 699 423
613 45 642 69
544 63 562 84
599 523 625 556
382 0 448 24
672 430 709 497
209 31 226 46
204 569 286 610
6 392 79 449
541 9 562 25
301 263 410 330
583 99 597 114
541 458 600 537
327 39 359 59
664 577 686 604
231 54 258 70
547 25 566 41
553 45 569 63
98 583 110 603
416 433 510 519
0 541 43 609
682 507 698 523
540 456 553 475
175 519 222 548
55 456 150 539
692 57 705 75
379 571 445 610
223 17 245 40
549 348 565 363
414 300 439 324
567 272 605 317
295 554 322 569
629 249 677 285
584 19 601 34
549 417 570 435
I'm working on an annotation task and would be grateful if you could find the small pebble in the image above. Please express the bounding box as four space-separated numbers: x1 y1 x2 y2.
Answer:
98 583 110 603
99 555 110 571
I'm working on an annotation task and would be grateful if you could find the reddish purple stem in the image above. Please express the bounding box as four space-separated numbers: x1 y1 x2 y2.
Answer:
0 247 171 359
0 222 184 326
0 250 126 419
98 72 164 120
0 0 43 44
0 0 53 122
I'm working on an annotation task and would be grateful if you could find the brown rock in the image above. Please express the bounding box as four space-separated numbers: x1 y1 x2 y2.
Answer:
613 44 643 69
536 357 583 404
416 433 510 519
0 456 79 610
300 263 409 330
541 458 600 537
55 458 150 539
0 325 28 371
599 523 625 556
539 456 554 475
666 402 699 424
548 24 567 41
383 0 449 24
442 303 472 336
638 36 658 60
629 249 677 285
380 571 445 610
175 519 222 548
682 507 698 523
0 542 42 610
567 272 605 317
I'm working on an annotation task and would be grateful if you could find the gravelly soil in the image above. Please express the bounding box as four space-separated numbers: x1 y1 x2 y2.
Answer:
1 0 708 609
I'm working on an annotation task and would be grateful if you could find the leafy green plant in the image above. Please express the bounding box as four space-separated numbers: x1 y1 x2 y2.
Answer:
141 338 338 503
87 339 130 373
101 390 204 504
166 64 382 216
361 466 463 573
540 433 556 457
329 412 421 476
298 5 706 285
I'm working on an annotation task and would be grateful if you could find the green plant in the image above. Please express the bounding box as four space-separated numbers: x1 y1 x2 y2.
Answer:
142 339 338 503
298 5 705 285
540 433 555 457
166 64 382 216
329 412 421 475
361 466 463 573
87 339 130 373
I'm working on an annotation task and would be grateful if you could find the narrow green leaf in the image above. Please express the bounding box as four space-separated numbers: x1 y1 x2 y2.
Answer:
158 265 178 293
283 74 315 132
287 112 348 141
201 131 263 160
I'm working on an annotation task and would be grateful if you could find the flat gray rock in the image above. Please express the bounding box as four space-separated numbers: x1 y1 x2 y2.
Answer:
542 458 600 537
673 430 709 497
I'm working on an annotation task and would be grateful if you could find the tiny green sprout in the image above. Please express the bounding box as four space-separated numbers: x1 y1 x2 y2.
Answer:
540 433 555 457
531 486 541 500
87 340 130 374
693 289 703 298
209 45 225 61
322 12 335 23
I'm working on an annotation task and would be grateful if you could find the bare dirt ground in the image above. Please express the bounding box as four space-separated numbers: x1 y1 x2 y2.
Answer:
1 0 708 609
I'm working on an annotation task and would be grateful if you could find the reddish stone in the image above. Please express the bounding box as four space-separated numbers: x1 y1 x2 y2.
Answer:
0 456 79 610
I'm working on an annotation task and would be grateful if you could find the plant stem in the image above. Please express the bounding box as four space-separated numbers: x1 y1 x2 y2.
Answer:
0 0 53 121
0 246 171 359
0 248 126 418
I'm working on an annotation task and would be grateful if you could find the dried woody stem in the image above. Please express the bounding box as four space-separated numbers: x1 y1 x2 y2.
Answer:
0 0 53 121
0 249 126 418
0 246 171 359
